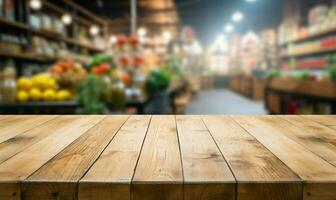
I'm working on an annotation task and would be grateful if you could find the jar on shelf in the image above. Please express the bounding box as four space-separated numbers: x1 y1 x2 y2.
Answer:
0 60 17 103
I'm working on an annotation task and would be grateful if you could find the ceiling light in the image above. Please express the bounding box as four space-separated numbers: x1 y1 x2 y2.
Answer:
137 27 147 37
61 13 72 25
232 12 244 22
225 24 234 33
162 31 172 43
90 25 100 36
109 35 117 44
29 0 42 10
246 0 257 2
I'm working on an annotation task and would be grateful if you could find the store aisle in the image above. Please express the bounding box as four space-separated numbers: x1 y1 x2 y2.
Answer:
186 89 267 114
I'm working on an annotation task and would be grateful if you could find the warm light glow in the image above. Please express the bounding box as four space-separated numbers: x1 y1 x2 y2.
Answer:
109 35 117 44
162 31 172 43
225 24 234 33
61 13 72 25
137 27 147 37
29 0 42 10
232 11 244 22
90 25 100 36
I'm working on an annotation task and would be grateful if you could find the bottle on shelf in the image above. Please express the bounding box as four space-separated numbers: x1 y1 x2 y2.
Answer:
0 0 3 17
0 59 16 103
4 0 15 21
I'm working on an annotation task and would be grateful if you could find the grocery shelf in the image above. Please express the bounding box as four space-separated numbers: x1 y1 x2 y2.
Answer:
0 98 150 114
280 27 336 46
0 16 106 55
281 47 336 59
0 18 29 30
0 52 57 63
30 28 105 52
265 78 336 114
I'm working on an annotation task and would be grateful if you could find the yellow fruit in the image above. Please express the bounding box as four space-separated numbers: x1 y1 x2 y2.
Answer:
29 88 42 101
43 89 56 101
16 90 29 102
56 90 71 101
17 77 33 90
32 75 48 90
44 78 57 90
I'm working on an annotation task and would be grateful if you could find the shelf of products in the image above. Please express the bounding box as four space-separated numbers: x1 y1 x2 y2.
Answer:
280 27 336 46
0 52 57 62
279 5 336 70
229 75 253 98
0 0 107 70
265 78 336 114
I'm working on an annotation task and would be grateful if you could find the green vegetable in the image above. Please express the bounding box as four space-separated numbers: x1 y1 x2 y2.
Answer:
266 69 281 79
77 74 107 114
328 54 336 81
328 64 336 81
290 70 310 80
90 54 116 69
146 69 171 93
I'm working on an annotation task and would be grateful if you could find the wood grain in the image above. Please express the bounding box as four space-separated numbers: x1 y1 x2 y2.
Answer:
0 115 104 199
176 115 235 200
0 115 334 200
132 115 183 200
203 116 302 200
79 115 151 200
0 115 57 143
233 116 336 200
0 116 80 165
303 115 336 126
23 116 129 199
264 115 336 167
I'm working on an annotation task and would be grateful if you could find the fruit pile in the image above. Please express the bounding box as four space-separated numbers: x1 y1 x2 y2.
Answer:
89 54 116 76
49 60 87 87
16 74 72 102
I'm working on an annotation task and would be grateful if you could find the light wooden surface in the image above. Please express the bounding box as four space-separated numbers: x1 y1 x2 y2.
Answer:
0 115 335 199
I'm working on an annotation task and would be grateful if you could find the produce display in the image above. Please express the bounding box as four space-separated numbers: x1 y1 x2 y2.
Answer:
16 74 72 102
87 54 126 109
112 35 146 101
77 74 107 114
146 69 170 94
49 60 87 88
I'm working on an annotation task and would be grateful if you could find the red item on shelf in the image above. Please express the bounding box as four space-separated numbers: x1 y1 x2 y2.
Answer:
119 56 130 67
91 67 103 75
122 73 131 86
129 35 139 47
100 63 110 72
321 36 336 49
134 56 144 67
117 35 127 46
286 101 300 114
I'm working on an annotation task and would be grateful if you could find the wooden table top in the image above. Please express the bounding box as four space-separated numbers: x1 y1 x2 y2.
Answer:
0 115 335 200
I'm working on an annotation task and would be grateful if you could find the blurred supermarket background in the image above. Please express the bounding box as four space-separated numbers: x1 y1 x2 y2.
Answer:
1 0 336 115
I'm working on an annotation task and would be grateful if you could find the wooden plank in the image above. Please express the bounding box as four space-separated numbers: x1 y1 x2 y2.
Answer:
265 115 336 167
329 126 336 131
233 116 336 200
203 116 302 200
132 115 183 200
22 115 129 199
0 115 57 143
303 115 336 126
176 115 235 200
79 115 151 200
0 115 104 199
0 116 88 165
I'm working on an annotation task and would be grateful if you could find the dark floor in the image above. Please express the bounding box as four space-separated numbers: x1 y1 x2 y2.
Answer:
186 89 267 114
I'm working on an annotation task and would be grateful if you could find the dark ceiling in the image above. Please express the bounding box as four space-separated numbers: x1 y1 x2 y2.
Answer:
74 0 323 45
